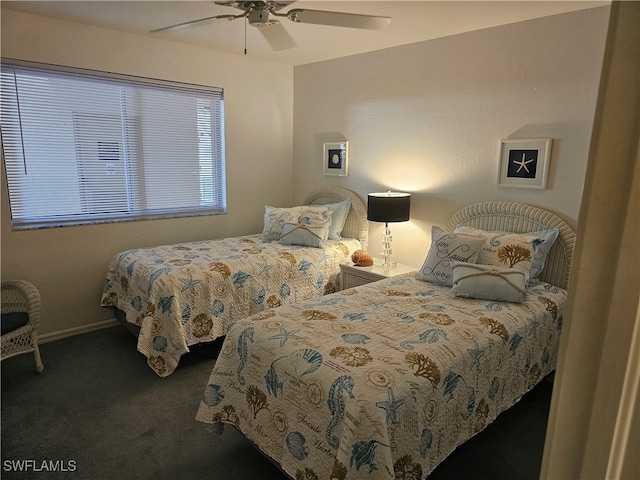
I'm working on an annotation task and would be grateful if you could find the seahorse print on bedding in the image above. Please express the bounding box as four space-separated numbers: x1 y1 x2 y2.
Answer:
326 375 355 448
237 326 255 386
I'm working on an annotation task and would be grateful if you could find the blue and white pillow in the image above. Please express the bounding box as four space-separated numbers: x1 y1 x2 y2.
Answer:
298 206 334 227
279 222 331 248
325 199 351 240
525 228 559 285
416 226 485 286
262 206 304 240
454 226 558 285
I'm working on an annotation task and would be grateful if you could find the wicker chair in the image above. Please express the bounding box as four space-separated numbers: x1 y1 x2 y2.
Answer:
1 280 44 372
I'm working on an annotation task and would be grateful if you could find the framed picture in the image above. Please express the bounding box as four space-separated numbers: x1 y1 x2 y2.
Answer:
323 141 349 176
498 138 552 189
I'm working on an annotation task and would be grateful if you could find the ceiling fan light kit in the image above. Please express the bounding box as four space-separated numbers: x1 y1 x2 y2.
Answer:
151 1 391 51
247 8 274 27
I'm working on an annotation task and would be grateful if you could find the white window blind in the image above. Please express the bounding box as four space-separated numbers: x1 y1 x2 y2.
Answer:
1 60 226 229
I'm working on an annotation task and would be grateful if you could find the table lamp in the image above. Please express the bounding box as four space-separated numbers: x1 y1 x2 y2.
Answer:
367 191 411 267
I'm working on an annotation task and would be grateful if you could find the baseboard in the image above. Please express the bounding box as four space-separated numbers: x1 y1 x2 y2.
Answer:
39 318 119 344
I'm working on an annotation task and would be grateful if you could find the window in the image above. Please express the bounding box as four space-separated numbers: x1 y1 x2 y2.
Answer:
1 60 226 229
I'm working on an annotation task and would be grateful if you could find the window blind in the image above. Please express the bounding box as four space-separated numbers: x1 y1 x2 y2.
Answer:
1 59 226 229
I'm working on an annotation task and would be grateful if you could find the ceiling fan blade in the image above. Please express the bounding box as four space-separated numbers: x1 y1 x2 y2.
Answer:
285 9 391 30
258 22 297 51
151 14 241 33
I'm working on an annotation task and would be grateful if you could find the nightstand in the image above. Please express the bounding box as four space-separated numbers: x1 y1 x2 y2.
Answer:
340 261 416 290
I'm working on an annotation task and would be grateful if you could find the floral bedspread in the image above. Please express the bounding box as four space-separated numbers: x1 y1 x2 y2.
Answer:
195 273 565 479
101 234 362 377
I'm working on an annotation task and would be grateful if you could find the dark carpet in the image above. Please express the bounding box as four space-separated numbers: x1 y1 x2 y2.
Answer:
1 326 553 479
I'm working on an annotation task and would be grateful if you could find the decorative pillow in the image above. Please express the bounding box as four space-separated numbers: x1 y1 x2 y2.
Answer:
451 262 527 303
525 228 559 285
454 226 537 285
298 205 334 227
325 199 351 240
455 225 559 286
262 206 304 240
416 226 485 286
279 222 330 248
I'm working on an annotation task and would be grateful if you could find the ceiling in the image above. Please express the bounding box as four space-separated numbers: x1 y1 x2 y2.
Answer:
3 1 609 66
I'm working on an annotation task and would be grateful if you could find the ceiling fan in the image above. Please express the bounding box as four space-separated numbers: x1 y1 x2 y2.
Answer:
151 1 391 51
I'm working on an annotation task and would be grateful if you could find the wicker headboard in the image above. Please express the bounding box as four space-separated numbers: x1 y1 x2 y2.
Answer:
304 186 369 251
446 202 575 289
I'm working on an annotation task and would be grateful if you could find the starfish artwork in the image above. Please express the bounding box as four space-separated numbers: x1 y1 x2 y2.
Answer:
507 149 538 178
513 153 534 173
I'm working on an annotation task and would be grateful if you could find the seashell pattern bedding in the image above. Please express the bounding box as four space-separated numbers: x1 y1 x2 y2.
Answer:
100 186 368 377
195 273 566 479
101 234 362 377
195 201 576 477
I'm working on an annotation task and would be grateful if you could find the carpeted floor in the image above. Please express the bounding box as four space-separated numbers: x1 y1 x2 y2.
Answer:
1 326 554 479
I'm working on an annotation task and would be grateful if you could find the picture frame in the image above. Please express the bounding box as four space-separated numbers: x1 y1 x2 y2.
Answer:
498 138 552 189
323 141 349 176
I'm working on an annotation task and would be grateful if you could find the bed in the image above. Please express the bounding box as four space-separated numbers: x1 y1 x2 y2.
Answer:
100 186 368 377
195 201 575 479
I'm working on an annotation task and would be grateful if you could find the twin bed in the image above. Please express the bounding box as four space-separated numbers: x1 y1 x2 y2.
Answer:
101 186 368 377
193 200 575 479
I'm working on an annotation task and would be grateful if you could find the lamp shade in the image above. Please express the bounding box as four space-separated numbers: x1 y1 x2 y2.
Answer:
367 192 411 223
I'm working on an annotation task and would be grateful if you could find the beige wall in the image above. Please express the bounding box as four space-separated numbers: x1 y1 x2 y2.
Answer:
292 7 610 269
1 9 294 338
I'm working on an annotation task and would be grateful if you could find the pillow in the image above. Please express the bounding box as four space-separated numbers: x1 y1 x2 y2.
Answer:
325 199 351 240
298 205 334 226
451 262 527 303
525 228 559 285
416 226 485 286
279 222 330 248
1 312 29 335
454 226 557 285
263 206 304 240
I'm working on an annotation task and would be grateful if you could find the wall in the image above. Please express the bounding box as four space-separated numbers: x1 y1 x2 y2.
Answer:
292 7 610 269
0 9 294 338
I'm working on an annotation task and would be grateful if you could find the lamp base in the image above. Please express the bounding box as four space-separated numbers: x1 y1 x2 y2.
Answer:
378 259 398 270
380 223 395 269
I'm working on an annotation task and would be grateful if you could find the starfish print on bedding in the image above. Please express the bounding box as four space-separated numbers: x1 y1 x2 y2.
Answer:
257 262 273 276
318 252 331 263
268 327 301 347
375 387 405 424
467 341 485 370
179 274 201 293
